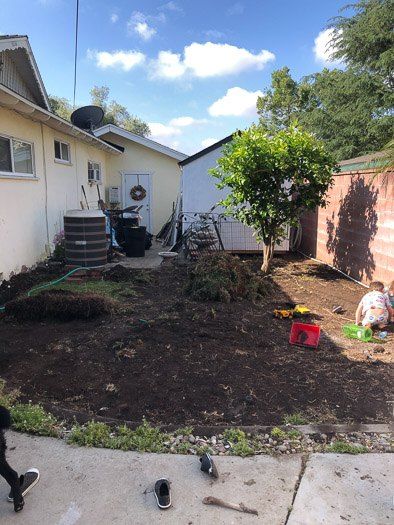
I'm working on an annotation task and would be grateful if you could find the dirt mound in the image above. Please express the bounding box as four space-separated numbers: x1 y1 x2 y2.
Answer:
103 265 134 282
186 252 272 302
0 266 62 305
5 289 114 322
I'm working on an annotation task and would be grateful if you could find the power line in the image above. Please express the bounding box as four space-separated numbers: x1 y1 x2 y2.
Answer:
73 0 79 108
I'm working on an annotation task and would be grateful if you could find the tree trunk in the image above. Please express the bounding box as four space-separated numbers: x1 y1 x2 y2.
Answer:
261 238 275 274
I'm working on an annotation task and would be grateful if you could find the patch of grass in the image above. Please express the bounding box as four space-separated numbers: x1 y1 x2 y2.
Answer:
68 419 169 453
232 441 254 457
223 428 246 443
283 413 307 425
11 403 59 437
186 253 272 303
271 427 287 440
326 441 368 454
287 429 302 440
42 280 136 301
174 426 193 436
0 380 59 437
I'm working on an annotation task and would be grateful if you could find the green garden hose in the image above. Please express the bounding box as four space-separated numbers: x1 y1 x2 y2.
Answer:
0 266 96 311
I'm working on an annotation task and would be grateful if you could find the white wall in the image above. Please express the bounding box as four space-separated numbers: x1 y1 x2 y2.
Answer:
181 145 289 252
0 106 112 281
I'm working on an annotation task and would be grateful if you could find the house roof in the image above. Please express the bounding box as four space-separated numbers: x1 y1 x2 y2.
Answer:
338 151 387 172
0 83 121 155
0 35 50 110
178 134 234 167
94 124 188 161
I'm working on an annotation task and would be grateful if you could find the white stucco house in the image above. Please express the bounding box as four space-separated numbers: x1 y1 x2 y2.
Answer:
179 136 290 253
0 35 187 281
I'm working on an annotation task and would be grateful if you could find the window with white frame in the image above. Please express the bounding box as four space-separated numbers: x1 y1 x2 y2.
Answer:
54 139 70 163
88 161 101 183
0 135 34 176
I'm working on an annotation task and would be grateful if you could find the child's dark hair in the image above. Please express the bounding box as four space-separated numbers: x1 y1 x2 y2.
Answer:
369 281 384 292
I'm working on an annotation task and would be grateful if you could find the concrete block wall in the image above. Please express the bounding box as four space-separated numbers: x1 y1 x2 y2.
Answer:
300 170 394 285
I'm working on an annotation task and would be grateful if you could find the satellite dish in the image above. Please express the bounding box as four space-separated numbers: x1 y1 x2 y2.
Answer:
71 105 104 132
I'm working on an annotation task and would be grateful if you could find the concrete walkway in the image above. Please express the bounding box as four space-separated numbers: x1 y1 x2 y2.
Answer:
106 240 164 270
0 432 393 525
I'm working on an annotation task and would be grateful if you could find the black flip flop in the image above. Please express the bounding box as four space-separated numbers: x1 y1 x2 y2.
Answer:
200 453 219 478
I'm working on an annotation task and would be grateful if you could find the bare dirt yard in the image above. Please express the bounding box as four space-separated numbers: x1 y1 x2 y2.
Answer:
0 255 392 427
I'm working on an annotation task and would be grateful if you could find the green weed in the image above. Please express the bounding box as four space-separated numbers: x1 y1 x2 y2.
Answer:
11 403 59 437
283 413 307 425
326 441 368 454
271 427 287 440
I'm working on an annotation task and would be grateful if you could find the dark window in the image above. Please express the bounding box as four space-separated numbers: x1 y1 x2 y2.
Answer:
0 136 12 172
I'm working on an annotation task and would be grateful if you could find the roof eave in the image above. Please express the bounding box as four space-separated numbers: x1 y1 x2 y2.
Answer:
94 124 188 161
0 84 121 155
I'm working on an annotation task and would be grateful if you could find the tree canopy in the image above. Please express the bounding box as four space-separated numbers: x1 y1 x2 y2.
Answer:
330 0 394 81
211 126 338 273
49 87 150 137
257 0 394 160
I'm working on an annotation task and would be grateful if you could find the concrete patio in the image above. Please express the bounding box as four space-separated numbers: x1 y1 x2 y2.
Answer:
106 240 165 270
0 432 392 524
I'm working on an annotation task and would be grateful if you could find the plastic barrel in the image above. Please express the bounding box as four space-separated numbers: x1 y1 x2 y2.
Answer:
124 226 146 257
64 210 107 267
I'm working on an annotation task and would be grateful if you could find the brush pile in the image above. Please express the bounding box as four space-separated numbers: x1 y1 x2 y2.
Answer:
186 252 272 303
5 289 114 322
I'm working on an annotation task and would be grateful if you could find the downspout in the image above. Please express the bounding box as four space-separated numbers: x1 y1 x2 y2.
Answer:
40 123 50 250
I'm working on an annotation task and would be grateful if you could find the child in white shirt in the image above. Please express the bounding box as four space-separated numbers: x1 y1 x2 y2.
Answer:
355 281 393 329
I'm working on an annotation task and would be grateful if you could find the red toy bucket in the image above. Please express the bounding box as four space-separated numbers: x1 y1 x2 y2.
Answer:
289 322 320 349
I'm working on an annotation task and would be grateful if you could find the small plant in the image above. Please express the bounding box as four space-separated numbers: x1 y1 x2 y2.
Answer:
231 440 254 457
11 402 59 437
271 427 287 440
174 426 193 437
283 413 307 425
287 429 302 440
69 421 111 448
52 230 65 261
223 428 246 443
326 441 368 454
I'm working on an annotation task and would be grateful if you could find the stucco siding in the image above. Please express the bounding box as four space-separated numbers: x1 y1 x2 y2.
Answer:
0 107 110 280
103 132 182 234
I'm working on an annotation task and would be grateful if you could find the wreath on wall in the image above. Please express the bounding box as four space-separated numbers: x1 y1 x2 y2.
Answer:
130 184 147 201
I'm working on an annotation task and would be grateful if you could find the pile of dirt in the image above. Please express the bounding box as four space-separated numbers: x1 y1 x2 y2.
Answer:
186 252 272 302
5 289 114 322
103 265 134 283
0 265 63 305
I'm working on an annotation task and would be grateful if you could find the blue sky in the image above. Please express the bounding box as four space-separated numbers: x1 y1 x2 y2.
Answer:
0 0 346 154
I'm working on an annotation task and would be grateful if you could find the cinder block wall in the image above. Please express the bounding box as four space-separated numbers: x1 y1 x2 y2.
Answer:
300 170 394 285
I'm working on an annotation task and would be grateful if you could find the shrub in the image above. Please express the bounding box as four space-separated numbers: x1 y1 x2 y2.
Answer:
186 253 272 302
5 289 114 321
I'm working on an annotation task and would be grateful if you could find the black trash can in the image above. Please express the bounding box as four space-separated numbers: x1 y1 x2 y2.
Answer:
124 226 146 257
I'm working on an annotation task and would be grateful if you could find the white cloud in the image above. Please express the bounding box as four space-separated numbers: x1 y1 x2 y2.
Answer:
151 42 275 79
151 50 187 79
208 87 263 117
159 1 183 12
110 13 119 23
88 49 145 71
148 122 182 140
313 28 341 65
128 11 158 41
169 116 208 127
227 2 244 15
201 137 218 148
135 22 156 41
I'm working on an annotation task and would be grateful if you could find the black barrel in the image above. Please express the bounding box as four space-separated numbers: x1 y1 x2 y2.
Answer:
64 210 107 267
124 226 146 257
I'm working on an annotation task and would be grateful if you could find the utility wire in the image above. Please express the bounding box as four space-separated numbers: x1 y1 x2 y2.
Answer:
73 0 80 108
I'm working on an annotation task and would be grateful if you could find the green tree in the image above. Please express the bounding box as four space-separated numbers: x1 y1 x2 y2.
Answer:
48 95 73 120
90 86 150 136
257 67 301 132
330 0 394 81
299 68 393 159
210 125 338 273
